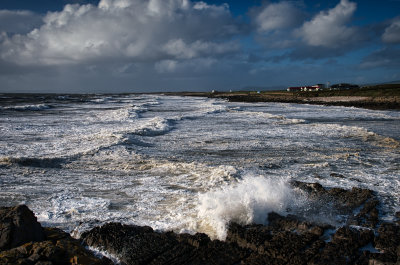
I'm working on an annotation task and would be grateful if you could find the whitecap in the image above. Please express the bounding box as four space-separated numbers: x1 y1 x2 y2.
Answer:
1 104 52 111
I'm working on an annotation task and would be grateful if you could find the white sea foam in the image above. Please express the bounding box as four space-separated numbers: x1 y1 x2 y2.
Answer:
231 110 306 125
194 175 297 240
1 104 52 111
306 123 399 148
1 94 400 241
134 117 174 136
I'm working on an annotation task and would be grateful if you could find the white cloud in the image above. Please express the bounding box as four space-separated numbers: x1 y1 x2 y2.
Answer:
382 17 400 44
255 1 303 33
0 0 241 67
162 39 239 59
296 0 359 48
155 60 178 73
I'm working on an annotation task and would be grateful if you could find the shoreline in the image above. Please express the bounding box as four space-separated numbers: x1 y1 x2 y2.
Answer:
2 182 400 265
164 92 400 110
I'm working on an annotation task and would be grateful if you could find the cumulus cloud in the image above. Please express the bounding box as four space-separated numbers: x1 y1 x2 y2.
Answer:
254 1 304 33
0 0 242 67
296 0 361 48
0 10 43 34
382 17 400 44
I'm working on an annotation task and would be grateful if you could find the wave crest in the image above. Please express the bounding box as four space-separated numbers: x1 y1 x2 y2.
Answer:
1 104 52 111
195 176 296 240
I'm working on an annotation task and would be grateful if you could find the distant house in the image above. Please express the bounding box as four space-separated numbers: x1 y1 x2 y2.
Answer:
301 85 322 91
288 84 325 92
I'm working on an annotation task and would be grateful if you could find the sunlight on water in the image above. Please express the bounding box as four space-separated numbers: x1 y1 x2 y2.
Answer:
0 94 399 238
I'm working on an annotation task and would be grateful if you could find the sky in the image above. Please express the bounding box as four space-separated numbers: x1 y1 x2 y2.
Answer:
0 0 399 93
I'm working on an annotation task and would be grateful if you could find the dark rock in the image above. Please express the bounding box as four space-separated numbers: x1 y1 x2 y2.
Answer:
310 226 374 265
226 213 329 264
395 212 400 225
80 199 400 265
291 181 326 196
291 181 375 222
3 181 400 265
348 199 380 228
81 222 248 265
370 222 400 264
0 205 45 251
0 231 112 264
0 205 112 265
330 173 346 179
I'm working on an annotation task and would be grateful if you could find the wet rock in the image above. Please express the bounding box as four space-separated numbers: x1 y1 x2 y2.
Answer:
79 198 400 265
81 222 248 265
3 182 400 265
226 213 329 264
1 227 112 265
348 199 380 228
0 206 112 265
310 226 374 265
327 187 373 209
0 205 45 251
291 181 374 216
395 212 400 225
369 222 400 264
291 181 326 196
330 173 346 179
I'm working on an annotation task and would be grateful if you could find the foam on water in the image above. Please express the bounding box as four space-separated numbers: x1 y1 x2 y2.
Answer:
194 175 299 240
1 94 399 241
1 104 52 111
133 117 174 136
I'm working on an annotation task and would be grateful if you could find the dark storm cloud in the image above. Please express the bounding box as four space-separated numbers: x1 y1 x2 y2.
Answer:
0 10 43 34
0 0 244 67
360 47 400 69
0 0 399 92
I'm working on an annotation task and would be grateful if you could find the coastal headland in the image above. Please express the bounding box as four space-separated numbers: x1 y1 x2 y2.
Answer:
1 181 400 265
166 84 400 110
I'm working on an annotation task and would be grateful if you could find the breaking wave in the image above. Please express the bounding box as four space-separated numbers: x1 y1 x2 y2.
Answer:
233 110 306 124
133 117 175 136
194 175 299 240
1 104 52 111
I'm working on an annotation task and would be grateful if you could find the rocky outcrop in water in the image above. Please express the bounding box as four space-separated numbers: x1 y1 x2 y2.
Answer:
80 182 400 265
0 205 45 251
0 205 111 265
2 182 400 265
81 211 400 265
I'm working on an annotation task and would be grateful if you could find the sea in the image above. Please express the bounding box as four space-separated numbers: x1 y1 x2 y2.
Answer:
0 93 399 240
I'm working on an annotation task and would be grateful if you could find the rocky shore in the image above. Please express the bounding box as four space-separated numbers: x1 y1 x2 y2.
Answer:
1 182 400 265
166 86 400 110
210 93 400 110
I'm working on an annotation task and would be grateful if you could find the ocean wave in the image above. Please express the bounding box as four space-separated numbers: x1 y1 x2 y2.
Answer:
1 104 52 111
133 117 174 136
232 110 306 124
307 123 400 148
194 176 297 240
36 191 114 231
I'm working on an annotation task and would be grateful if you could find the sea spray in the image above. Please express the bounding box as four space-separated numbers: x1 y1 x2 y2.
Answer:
195 175 297 240
1 94 399 240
